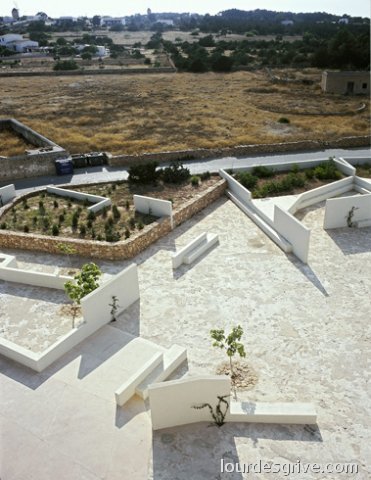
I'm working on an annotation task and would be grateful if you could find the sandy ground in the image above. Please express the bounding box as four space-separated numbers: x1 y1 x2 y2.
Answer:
0 197 370 479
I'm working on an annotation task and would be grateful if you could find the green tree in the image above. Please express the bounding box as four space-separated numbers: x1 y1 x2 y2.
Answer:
64 263 102 325
210 325 246 379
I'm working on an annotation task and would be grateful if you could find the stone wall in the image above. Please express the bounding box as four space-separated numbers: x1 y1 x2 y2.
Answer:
109 136 371 169
0 179 227 261
0 67 176 78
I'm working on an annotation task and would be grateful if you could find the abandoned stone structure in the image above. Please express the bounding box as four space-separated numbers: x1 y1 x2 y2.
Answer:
0 118 68 181
321 71 370 95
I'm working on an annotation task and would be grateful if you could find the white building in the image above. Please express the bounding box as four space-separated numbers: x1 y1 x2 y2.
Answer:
157 19 174 26
101 16 125 27
281 20 294 26
338 18 349 24
0 34 39 53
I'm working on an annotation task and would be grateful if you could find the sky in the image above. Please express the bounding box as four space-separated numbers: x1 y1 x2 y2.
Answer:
1 0 370 18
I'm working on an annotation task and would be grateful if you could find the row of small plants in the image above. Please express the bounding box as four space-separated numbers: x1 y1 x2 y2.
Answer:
0 192 149 242
233 160 342 198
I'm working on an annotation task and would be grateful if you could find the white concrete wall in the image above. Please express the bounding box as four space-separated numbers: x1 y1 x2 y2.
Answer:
133 195 172 220
342 156 371 166
355 176 371 193
219 169 252 203
289 176 353 214
81 263 140 326
46 186 111 213
0 267 71 289
334 158 356 176
0 184 16 205
172 232 207 269
324 193 371 229
149 375 231 430
0 263 140 372
274 206 311 264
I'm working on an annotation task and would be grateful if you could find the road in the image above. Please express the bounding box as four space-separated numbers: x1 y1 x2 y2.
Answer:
3 147 370 195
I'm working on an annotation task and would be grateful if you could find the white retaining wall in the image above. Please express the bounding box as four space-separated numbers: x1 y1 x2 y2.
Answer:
219 169 252 203
149 375 317 430
289 176 354 214
0 263 140 372
0 184 16 206
81 263 139 325
46 186 111 213
133 195 173 225
149 376 231 430
324 193 371 229
274 206 311 264
355 176 371 193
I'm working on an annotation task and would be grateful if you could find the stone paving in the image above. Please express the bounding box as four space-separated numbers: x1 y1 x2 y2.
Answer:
0 197 370 479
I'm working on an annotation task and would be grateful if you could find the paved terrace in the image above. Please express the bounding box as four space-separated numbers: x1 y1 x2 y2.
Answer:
0 197 370 479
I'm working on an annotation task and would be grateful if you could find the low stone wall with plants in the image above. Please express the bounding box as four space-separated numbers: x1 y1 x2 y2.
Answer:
0 179 227 261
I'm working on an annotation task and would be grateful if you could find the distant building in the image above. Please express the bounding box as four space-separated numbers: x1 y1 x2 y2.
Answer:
321 71 370 95
101 16 125 27
0 34 39 53
11 8 19 21
281 20 294 26
157 19 174 26
338 17 349 24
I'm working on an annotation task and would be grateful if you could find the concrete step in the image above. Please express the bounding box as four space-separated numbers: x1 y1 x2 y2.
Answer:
136 345 187 400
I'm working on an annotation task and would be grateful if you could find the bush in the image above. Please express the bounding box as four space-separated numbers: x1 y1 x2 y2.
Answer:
112 205 121 220
23 225 29 233
252 166 274 178
79 224 87 236
191 175 200 186
53 200 59 209
137 221 144 230
124 229 130 239
42 217 50 230
38 201 45 215
129 217 136 229
33 216 38 225
58 213 65 224
200 171 211 181
125 200 130 210
52 224 59 236
105 230 120 242
314 160 342 180
235 172 258 190
305 168 315 180
278 117 290 124
161 161 190 184
128 161 159 184
72 212 79 229
0 222 7 229
22 200 29 210
87 210 96 221
53 60 79 71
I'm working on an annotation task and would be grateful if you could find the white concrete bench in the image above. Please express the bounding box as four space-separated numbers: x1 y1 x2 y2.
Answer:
172 232 219 269
228 401 317 425
115 351 163 406
136 345 187 400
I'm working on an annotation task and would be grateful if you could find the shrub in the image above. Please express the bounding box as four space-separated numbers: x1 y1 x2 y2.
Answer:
314 160 342 180
278 117 290 124
105 230 120 242
53 60 79 71
125 200 130 210
161 161 190 184
305 168 315 180
23 224 29 233
52 224 59 236
72 212 79 229
23 200 29 210
137 221 144 230
129 217 136 229
32 216 38 225
87 210 96 221
87 219 93 229
79 224 87 236
42 217 50 230
105 216 114 230
191 175 200 187
112 205 121 220
53 200 59 209
59 213 65 224
235 172 258 190
200 171 211 181
124 229 130 239
0 222 7 229
38 201 45 215
252 166 274 178
128 161 159 184
83 198 90 207
101 207 108 218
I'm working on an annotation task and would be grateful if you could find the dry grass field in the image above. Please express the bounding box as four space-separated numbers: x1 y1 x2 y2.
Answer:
0 128 34 157
0 70 369 156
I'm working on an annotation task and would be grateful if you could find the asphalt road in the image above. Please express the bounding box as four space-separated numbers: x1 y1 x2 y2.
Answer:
4 147 370 195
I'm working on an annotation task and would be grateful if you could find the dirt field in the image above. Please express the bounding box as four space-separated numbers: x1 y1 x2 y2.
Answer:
0 70 369 156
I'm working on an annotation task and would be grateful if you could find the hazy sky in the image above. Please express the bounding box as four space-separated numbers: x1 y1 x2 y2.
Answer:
1 1 370 18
